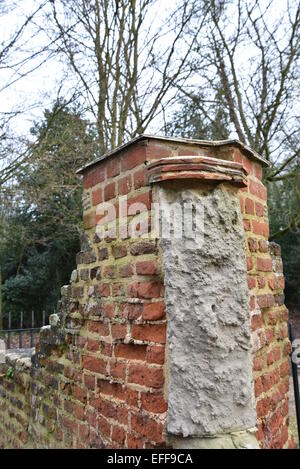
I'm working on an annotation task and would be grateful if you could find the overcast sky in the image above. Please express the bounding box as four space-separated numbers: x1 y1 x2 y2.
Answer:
0 0 176 138
0 0 297 144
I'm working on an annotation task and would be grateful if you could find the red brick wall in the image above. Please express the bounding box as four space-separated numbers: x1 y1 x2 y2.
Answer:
75 140 166 448
234 149 294 449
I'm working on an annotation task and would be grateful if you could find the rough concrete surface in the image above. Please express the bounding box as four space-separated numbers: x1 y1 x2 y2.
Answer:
170 428 259 449
159 183 257 438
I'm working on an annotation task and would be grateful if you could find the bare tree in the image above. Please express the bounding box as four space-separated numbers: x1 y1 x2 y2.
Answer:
175 0 300 237
0 0 62 184
46 0 205 154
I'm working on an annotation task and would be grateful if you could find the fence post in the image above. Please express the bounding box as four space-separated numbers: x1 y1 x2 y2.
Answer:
7 311 11 350
30 310 34 348
289 323 300 446
0 269 2 330
19 311 23 348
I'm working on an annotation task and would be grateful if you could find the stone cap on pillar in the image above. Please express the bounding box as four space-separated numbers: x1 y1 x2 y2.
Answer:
147 155 248 187
76 134 268 175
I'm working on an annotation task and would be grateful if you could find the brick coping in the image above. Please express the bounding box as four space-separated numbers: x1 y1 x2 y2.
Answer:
147 155 248 186
77 134 269 175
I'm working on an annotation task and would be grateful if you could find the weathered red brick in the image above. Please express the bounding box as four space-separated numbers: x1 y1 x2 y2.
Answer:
104 182 116 201
127 191 151 212
100 341 113 356
245 198 254 215
243 219 251 231
257 294 275 309
125 388 139 407
267 347 281 366
239 196 245 213
134 168 147 189
115 344 147 361
258 239 268 252
62 416 78 434
127 434 144 449
248 237 258 252
112 425 126 445
84 166 105 189
251 313 263 331
87 321 109 336
100 399 128 424
118 302 143 320
111 243 127 259
95 282 111 297
118 175 132 195
112 283 125 297
103 303 115 318
132 324 166 344
253 163 263 180
97 379 124 400
146 142 173 160
141 392 167 413
253 356 263 371
121 145 146 171
92 188 103 206
255 201 265 217
267 310 278 326
130 241 157 256
252 220 269 237
146 346 165 365
142 301 166 321
97 416 111 438
119 263 134 278
84 374 95 390
87 338 99 352
107 158 120 178
103 264 117 279
128 282 163 299
131 413 163 443
109 360 126 380
256 396 271 418
247 257 254 271
261 369 280 392
82 356 107 375
247 276 256 290
280 360 290 378
111 324 127 340
257 276 266 289
129 364 164 388
256 257 273 272
249 180 267 201
136 260 158 276
254 377 263 397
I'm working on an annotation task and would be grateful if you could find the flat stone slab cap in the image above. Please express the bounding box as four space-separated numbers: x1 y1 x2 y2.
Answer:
147 155 248 187
76 134 268 175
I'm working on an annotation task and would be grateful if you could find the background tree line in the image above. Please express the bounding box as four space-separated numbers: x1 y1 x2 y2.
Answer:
0 0 299 324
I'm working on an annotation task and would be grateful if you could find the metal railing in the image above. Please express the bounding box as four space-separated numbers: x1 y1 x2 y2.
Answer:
289 322 300 446
0 311 47 349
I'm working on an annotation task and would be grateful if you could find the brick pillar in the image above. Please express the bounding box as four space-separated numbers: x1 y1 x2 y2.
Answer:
0 136 293 449
75 139 167 448
147 155 258 448
56 136 293 448
233 150 294 449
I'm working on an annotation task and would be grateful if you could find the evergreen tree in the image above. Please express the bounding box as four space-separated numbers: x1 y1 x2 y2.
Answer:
165 86 230 140
0 100 97 325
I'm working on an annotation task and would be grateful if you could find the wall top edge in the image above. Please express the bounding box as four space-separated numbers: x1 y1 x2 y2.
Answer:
76 134 269 175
